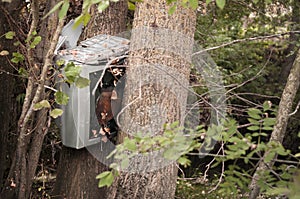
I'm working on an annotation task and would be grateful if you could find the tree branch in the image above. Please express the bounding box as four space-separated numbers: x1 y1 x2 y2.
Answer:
193 31 300 55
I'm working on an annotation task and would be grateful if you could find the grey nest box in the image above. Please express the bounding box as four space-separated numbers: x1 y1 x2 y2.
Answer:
55 21 129 149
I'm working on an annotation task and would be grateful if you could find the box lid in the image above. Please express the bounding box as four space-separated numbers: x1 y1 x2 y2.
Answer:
56 34 130 65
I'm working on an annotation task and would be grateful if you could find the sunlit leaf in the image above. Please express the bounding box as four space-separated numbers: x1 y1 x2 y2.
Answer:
97 0 109 13
96 171 111 179
64 62 81 83
34 100 51 111
263 101 272 111
263 118 276 126
98 172 114 188
189 0 198 10
177 156 191 167
247 125 260 131
59 1 70 19
18 67 28 77
5 31 15 39
247 108 262 120
264 151 275 163
11 52 24 64
30 36 42 48
123 137 137 151
75 76 90 88
50 108 63 118
206 0 213 4
121 158 129 169
216 0 226 9
128 1 136 10
55 91 69 105
168 4 176 15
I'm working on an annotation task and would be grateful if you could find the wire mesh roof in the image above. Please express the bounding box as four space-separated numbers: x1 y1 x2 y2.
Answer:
56 34 130 65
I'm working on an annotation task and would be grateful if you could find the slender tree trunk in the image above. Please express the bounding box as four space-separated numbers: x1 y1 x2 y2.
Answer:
0 0 22 193
52 1 128 198
249 48 300 198
1 0 65 198
107 1 197 198
280 0 300 82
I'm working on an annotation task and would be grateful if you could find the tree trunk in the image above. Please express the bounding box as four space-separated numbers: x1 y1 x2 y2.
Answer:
249 48 300 198
1 1 65 198
0 0 22 193
107 1 196 198
52 1 128 198
280 0 300 82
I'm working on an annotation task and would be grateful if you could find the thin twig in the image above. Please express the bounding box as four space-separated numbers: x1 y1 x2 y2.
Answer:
289 100 300 116
193 31 300 55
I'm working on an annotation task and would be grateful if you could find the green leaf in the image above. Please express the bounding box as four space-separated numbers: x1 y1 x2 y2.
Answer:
75 76 90 88
123 137 137 151
177 156 191 167
11 52 24 64
275 145 290 156
189 0 198 10
262 126 273 131
50 108 63 118
91 0 102 3
247 108 262 120
263 101 272 111
121 158 129 169
59 1 70 19
98 172 114 188
247 125 260 131
96 171 111 179
206 0 213 4
264 151 275 163
43 1 64 19
128 1 136 10
168 4 177 15
64 62 81 83
30 36 42 48
33 100 51 110
83 13 91 26
5 31 15 39
247 118 260 125
263 118 276 126
56 59 65 67
97 0 110 13
18 67 28 77
55 91 69 105
216 0 226 9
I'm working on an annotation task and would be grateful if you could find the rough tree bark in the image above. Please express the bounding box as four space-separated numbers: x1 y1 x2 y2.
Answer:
0 0 65 198
0 0 22 192
280 0 300 82
249 48 300 198
107 1 197 198
52 1 128 198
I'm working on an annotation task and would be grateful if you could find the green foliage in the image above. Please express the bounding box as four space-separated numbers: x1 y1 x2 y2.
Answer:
11 52 25 64
215 0 226 9
59 0 70 19
63 62 90 87
4 31 15 39
18 67 29 77
34 100 51 111
50 108 64 118
54 91 69 105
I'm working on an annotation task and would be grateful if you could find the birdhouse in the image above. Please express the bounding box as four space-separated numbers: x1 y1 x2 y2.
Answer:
55 34 129 149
